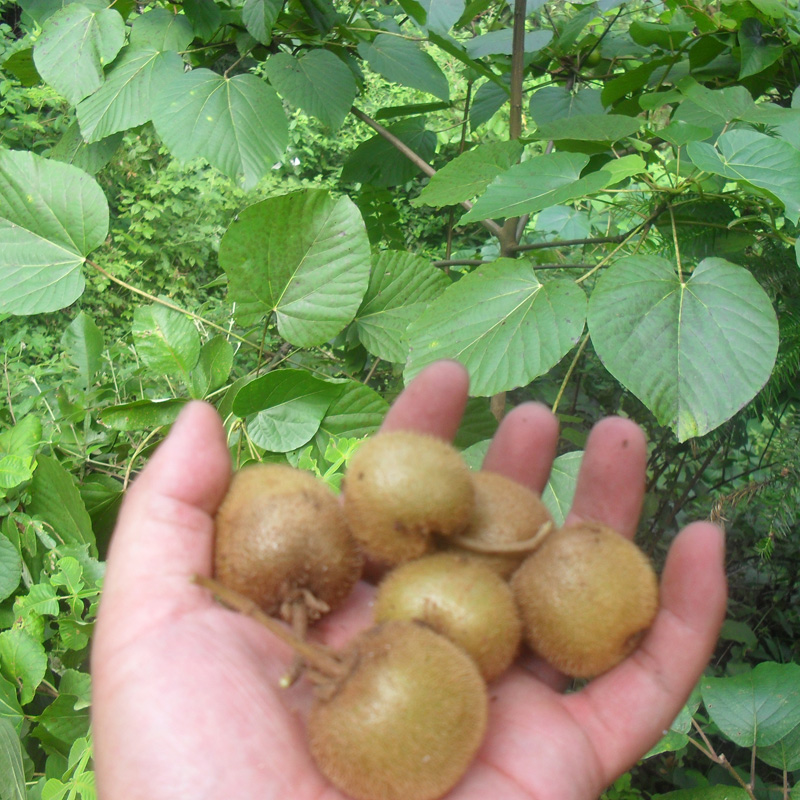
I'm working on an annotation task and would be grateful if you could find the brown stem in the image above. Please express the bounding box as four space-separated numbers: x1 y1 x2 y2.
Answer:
451 522 553 553
192 575 345 678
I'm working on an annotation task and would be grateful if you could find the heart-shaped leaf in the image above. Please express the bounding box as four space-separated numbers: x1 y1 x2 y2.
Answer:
405 258 587 396
0 150 108 315
588 256 778 441
132 303 201 382
219 189 371 346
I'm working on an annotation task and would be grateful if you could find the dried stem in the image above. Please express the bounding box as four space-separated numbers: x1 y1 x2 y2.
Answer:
450 522 553 554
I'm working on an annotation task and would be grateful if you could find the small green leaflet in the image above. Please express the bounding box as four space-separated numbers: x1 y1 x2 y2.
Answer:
0 628 47 705
152 69 289 189
687 129 800 223
33 4 125 105
219 189 371 345
358 35 449 101
265 50 356 131
353 250 449 363
132 303 201 383
405 259 587 396
0 415 41 490
100 399 187 431
77 47 185 143
0 536 21 603
61 312 105 391
542 451 582 526
0 150 109 315
0 718 25 800
587 256 778 441
413 140 523 208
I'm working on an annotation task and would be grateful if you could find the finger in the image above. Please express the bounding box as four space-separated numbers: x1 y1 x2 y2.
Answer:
98 402 231 631
565 417 647 538
381 360 470 440
563 522 727 789
481 402 559 493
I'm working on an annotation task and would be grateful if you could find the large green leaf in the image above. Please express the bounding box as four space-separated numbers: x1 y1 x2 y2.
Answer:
533 113 644 142
129 7 194 50
0 675 24 733
461 152 612 223
33 4 125 105
701 662 800 747
265 50 356 131
132 303 201 381
464 29 552 58
405 259 587 396
341 117 437 188
687 129 800 223
28 455 96 553
0 718 25 800
469 78 509 129
0 416 41 490
233 369 340 452
152 69 289 189
314 381 389 452
49 122 123 175
0 628 47 705
417 0 463 34
189 336 233 399
757 722 800 771
0 536 21 604
219 189 371 345
587 256 779 441
0 150 108 315
99 399 187 431
61 312 104 391
358 35 449 101
413 140 524 208
738 18 783 79
529 86 604 125
242 0 283 43
654 790 749 800
353 251 449 363
77 47 185 143
183 0 221 40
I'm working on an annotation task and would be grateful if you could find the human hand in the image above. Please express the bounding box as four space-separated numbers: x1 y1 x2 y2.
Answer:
91 360 727 800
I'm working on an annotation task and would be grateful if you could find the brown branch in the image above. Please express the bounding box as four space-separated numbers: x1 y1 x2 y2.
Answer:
432 260 593 269
350 106 504 239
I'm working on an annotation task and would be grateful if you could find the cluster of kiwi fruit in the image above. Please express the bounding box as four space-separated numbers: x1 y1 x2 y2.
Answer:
204 430 660 800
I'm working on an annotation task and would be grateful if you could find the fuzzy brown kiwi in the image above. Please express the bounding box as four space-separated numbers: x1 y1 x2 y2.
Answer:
440 471 554 578
196 576 488 800
213 463 363 625
373 552 521 682
342 431 475 566
511 521 659 678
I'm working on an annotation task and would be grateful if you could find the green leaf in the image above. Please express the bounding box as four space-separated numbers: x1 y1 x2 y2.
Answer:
2 48 41 86
657 120 713 147
461 152 612 223
629 19 691 49
33 4 125 105
0 537 21 604
50 122 123 175
34 694 90 748
542 451 583 526
353 251 449 363
265 50 356 131
152 69 289 189
189 336 233 399
183 0 221 40
99 399 187 431
342 117 437 188
132 303 201 381
405 259 587 396
413 140 524 208
233 369 340 452
701 662 800 747
0 628 47 705
0 718 25 800
738 18 783 79
757 722 800 771
654 789 749 800
0 675 24 733
28 455 95 553
453 398 497 449
359 35 449 101
129 7 194 50
469 78 509 130
219 189 371 345
464 29 552 58
687 129 800 223
77 47 185 143
14 584 60 622
314 382 388 451
529 86 604 125
242 0 283 43
676 80 756 123
588 256 778 441
417 0 463 34
0 150 109 315
533 113 644 142
600 154 646 185
0 415 41 488
61 312 104 391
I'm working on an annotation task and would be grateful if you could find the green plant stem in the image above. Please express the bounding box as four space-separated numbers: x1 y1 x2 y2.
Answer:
88 260 255 349
669 205 683 282
349 106 504 240
551 333 590 415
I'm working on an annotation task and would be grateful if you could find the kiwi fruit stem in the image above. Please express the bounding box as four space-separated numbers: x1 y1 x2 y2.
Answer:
193 574 346 681
449 521 553 554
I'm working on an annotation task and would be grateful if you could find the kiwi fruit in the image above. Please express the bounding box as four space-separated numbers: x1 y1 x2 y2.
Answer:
196 576 487 800
342 431 475 566
511 521 659 678
373 552 521 682
441 471 554 578
213 463 363 624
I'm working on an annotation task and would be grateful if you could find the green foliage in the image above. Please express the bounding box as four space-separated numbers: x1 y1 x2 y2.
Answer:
2 0 800 794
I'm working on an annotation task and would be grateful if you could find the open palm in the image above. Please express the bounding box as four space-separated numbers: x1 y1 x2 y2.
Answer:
92 360 727 800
